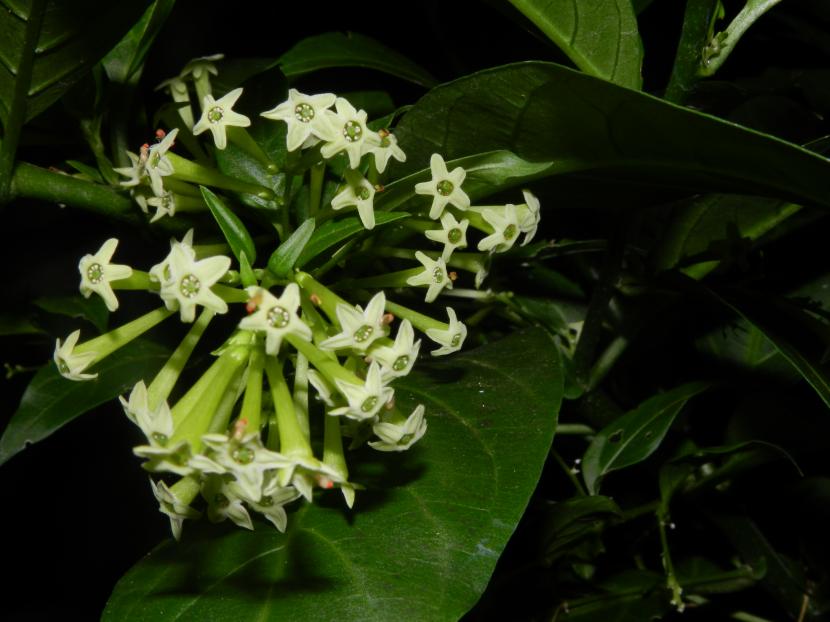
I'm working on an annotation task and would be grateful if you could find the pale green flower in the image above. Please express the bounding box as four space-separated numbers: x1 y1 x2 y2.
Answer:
319 291 387 352
320 97 381 168
367 129 406 173
202 474 253 530
114 151 143 188
190 432 293 501
424 212 469 261
406 251 452 303
331 361 394 422
307 369 336 407
53 330 97 381
414 153 470 220
146 129 178 196
330 169 376 229
239 284 311 355
180 53 223 82
151 479 200 541
477 204 523 254
370 319 421 381
78 238 133 312
119 381 173 446
193 88 251 150
369 405 427 452
231 480 300 531
156 76 194 129
147 191 177 223
261 89 337 151
518 189 541 245
150 239 231 323
426 307 467 356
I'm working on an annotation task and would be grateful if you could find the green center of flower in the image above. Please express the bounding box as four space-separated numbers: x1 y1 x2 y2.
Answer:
267 306 291 328
358 186 371 201
57 359 70 374
151 152 161 167
432 267 444 283
151 432 169 446
354 325 373 342
259 495 274 507
86 263 104 284
399 433 414 445
294 102 314 122
162 264 171 281
208 106 224 123
393 355 410 372
451 333 462 347
380 136 391 148
361 396 378 412
232 447 255 465
214 493 229 508
343 120 362 142
436 180 454 196
179 274 201 298
447 228 463 244
504 224 517 240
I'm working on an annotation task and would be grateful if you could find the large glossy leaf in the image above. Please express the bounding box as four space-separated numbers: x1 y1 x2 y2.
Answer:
582 382 710 494
103 329 563 621
201 186 257 265
392 62 830 210
268 218 315 278
0 0 146 125
0 338 171 466
508 0 643 89
278 32 437 88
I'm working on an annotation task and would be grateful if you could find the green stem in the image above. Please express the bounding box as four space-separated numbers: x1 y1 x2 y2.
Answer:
10 163 138 222
264 357 313 457
239 344 266 432
309 162 325 217
0 0 47 204
287 334 360 387
293 352 311 441
698 0 784 77
341 267 423 290
550 449 586 496
383 299 447 333
295 271 349 323
657 507 685 611
167 153 274 199
75 307 173 360
147 308 214 410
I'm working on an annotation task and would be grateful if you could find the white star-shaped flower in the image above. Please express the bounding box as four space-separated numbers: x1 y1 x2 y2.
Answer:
53 330 97 381
146 128 178 196
424 212 469 261
230 480 300 531
367 129 406 173
119 381 173 446
150 479 201 541
193 88 251 150
330 361 394 422
202 474 253 530
370 319 421 381
369 405 427 452
180 53 223 81
239 284 311 355
307 369 336 407
156 76 194 129
406 251 452 303
78 238 133 312
477 204 523 254
330 170 376 229
517 189 541 245
320 98 381 168
414 153 470 220
147 191 177 223
319 291 387 352
426 307 467 356
150 239 231 323
261 89 337 151
190 432 293 501
114 151 143 188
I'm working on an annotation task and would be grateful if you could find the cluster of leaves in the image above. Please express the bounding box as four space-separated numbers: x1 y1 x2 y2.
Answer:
2 0 830 620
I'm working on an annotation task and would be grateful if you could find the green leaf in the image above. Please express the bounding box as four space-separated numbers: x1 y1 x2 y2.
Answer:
296 212 410 269
581 382 710 494
102 0 176 84
267 218 315 278
393 63 830 210
507 0 643 89
0 338 171 467
214 140 286 212
278 32 437 88
0 312 42 336
34 295 109 334
104 329 564 621
200 186 257 266
541 495 621 564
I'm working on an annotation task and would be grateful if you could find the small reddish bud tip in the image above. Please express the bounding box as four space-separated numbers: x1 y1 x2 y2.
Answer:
378 128 390 138
232 418 248 440
374 184 385 193
385 397 395 410
449 271 458 282
310 293 322 306
155 129 166 140
317 475 334 489
381 313 395 326
141 143 150 150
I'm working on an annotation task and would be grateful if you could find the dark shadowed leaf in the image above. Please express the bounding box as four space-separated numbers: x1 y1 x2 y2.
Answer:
268 218 315 278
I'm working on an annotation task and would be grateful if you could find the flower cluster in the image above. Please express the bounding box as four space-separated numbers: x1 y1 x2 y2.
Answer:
57 55 541 539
